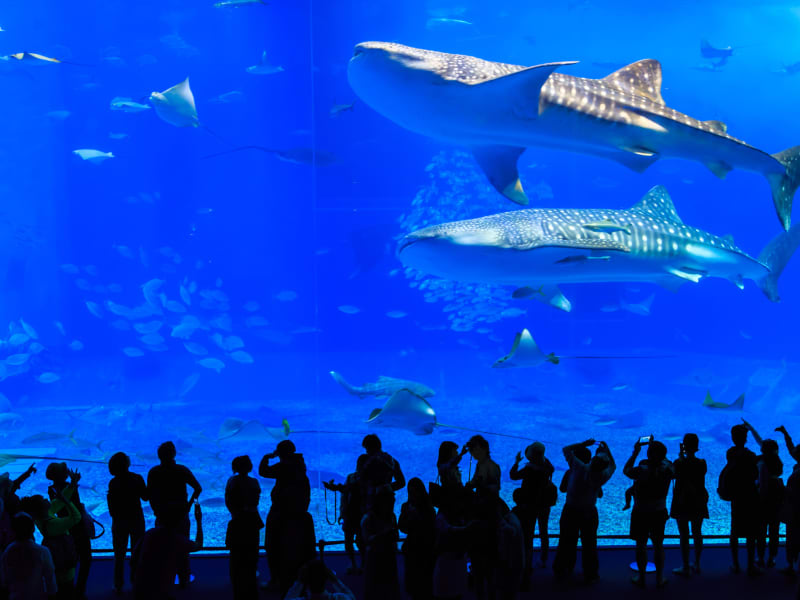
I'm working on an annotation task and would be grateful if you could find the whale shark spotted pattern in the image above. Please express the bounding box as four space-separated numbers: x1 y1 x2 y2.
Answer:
398 186 800 309
348 42 800 229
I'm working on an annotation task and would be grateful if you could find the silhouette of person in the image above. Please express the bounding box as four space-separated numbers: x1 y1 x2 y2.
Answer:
495 498 525 600
623 438 674 588
552 439 615 584
107 451 148 594
463 436 501 600
225 455 263 600
146 441 202 587
722 424 760 575
361 485 400 600
357 435 405 512
21 475 83 600
132 502 203 600
670 433 708 576
399 477 436 600
742 419 785 568
776 425 800 574
510 441 555 576
432 492 472 600
0 464 36 553
1 512 57 600
511 488 533 591
284 558 356 600
323 473 363 574
259 440 314 597
46 463 92 600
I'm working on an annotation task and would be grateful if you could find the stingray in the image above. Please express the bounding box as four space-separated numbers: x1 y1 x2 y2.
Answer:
365 389 536 440
493 328 660 368
217 417 290 442
703 391 745 411
149 77 199 128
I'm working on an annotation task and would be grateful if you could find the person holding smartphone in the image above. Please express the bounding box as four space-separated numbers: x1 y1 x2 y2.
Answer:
670 433 708 577
623 436 674 588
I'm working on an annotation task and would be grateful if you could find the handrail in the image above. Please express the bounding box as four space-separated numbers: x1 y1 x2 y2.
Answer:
88 532 787 554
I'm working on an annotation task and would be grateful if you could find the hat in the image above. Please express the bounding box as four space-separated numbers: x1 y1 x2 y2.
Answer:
525 442 545 461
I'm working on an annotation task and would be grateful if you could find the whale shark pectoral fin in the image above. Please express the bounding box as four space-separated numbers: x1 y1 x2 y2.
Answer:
730 274 745 290
590 147 659 173
666 266 704 283
706 160 732 179
471 145 528 204
602 59 665 104
366 408 382 422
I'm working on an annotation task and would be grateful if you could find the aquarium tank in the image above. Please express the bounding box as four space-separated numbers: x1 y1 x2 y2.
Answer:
0 0 798 549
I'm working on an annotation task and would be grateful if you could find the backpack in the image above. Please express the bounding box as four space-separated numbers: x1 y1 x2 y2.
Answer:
42 531 77 571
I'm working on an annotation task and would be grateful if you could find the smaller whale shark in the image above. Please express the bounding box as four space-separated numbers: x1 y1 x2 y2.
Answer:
398 186 800 309
330 371 435 398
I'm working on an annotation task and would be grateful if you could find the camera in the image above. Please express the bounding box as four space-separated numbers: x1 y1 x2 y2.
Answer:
638 435 653 445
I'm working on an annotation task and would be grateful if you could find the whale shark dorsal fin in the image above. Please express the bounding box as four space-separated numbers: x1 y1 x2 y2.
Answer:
703 390 714 406
602 59 664 105
631 186 683 224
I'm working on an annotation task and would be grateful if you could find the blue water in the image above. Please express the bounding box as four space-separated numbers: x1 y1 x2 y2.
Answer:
0 0 799 548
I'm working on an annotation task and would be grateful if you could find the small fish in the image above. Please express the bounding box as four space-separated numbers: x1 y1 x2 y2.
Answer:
274 290 297 302
195 207 214 215
38 372 60 384
86 301 104 318
425 17 474 29
109 97 151 113
5 353 29 366
134 321 163 335
28 342 44 354
386 311 407 319
739 330 752 340
113 244 134 259
197 358 225 373
246 51 284 75
214 0 267 6
245 316 269 328
140 333 165 346
73 149 114 164
142 278 164 308
243 301 260 312
229 350 254 364
337 305 360 314
330 102 355 118
8 333 29 346
60 264 80 274
108 132 128 140
54 321 66 336
69 340 84 351
46 110 71 120
208 91 245 104
179 285 192 306
183 342 208 356
164 300 187 313
612 384 628 391
179 373 201 397
122 347 145 358
500 307 526 318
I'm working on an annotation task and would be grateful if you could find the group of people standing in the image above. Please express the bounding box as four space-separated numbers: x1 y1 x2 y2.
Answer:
0 419 798 599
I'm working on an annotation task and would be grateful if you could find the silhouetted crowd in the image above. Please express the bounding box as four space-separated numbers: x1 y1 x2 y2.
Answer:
0 420 798 599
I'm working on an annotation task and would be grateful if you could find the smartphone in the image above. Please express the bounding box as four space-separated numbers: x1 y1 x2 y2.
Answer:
639 435 653 445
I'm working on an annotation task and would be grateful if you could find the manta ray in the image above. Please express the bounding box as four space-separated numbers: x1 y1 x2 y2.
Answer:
149 77 199 128
398 186 800 310
348 42 800 229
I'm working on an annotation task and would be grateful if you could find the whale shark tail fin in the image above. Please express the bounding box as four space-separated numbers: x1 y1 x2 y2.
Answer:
730 393 745 410
757 223 800 301
330 371 360 395
768 145 800 230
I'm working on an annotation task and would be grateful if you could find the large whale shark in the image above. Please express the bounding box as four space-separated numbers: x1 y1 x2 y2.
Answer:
348 42 800 230
397 186 800 308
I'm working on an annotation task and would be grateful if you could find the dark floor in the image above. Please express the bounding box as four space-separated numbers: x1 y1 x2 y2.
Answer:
86 545 798 599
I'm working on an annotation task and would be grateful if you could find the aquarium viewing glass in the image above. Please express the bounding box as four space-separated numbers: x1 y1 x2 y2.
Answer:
0 0 797 549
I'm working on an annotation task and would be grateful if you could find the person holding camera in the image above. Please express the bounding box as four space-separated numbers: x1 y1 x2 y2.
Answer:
670 433 708 577
552 438 615 584
259 440 314 596
285 559 355 600
623 437 674 588
356 435 405 513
